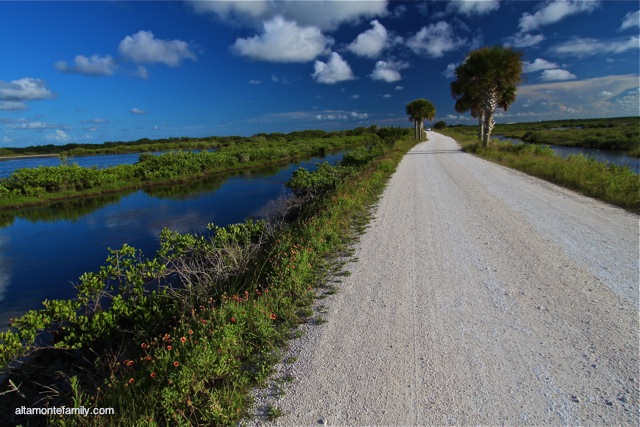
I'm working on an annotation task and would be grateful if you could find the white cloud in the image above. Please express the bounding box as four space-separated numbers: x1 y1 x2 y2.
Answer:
118 30 196 66
0 78 53 102
516 74 639 117
347 20 387 58
620 10 640 31
382 94 392 98
447 0 500 16
523 58 558 73
370 60 409 83
272 0 388 30
130 108 147 115
407 21 466 58
351 94 360 99
0 101 26 111
519 0 600 32
188 0 388 30
7 121 58 130
539 69 577 81
47 129 70 142
312 52 355 84
55 55 116 76
395 85 403 90
443 63 459 79
550 36 640 58
249 79 261 85
315 110 368 120
503 32 545 48
232 16 332 62
187 0 269 20
137 66 149 80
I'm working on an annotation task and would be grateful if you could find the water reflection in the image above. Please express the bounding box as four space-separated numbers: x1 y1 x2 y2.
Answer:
0 152 343 328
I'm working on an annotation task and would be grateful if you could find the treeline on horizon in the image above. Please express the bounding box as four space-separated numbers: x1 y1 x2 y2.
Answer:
449 116 639 156
0 126 404 157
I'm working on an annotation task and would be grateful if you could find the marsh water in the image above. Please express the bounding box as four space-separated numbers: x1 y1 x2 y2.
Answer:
0 152 344 328
493 135 639 173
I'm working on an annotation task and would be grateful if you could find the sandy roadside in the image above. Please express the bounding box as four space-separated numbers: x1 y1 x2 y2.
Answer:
248 132 639 426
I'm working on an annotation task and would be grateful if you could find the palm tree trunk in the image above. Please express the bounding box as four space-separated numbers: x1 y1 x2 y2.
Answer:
481 87 498 147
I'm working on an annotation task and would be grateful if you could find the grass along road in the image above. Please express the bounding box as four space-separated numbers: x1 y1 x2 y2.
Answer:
249 131 638 425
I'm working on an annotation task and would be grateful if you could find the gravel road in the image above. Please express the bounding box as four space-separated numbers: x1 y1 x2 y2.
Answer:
249 132 639 426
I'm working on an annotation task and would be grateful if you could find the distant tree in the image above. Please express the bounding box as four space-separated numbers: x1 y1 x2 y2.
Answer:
433 121 446 130
451 46 523 146
405 99 436 140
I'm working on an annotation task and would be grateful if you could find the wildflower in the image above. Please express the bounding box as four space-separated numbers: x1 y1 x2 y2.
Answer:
126 360 135 367
188 329 193 335
141 343 147 349
180 336 187 344
201 318 207 324
231 317 236 323
270 313 277 320
128 378 135 384
173 361 179 367
167 345 172 351
150 372 156 379
163 333 170 341
144 356 152 361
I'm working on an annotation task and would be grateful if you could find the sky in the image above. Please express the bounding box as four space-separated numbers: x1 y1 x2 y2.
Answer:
1 0 639 147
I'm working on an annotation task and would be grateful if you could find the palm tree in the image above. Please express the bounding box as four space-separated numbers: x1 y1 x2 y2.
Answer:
451 46 523 146
405 99 436 140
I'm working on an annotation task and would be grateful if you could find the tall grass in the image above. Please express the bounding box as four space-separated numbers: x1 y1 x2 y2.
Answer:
441 128 640 212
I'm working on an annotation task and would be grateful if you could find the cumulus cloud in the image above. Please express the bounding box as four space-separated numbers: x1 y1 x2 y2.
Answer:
0 78 53 111
447 0 500 16
55 54 116 76
0 78 54 102
523 58 558 73
47 129 70 142
443 63 459 79
233 16 332 62
549 36 640 58
370 60 409 83
130 108 147 115
347 20 387 58
503 32 545 48
118 30 196 66
519 0 600 32
407 21 466 58
539 69 577 81
620 10 639 31
312 52 355 84
188 0 388 30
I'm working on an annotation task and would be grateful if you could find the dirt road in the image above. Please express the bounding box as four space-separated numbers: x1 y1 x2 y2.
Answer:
251 132 639 426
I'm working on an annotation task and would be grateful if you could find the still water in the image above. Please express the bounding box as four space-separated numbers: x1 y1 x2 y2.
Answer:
0 152 344 328
0 152 156 179
493 135 639 173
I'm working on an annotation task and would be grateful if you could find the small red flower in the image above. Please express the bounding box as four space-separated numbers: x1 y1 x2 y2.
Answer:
200 319 207 324
162 333 170 341
126 360 135 367
173 361 179 367
128 378 135 384
166 345 172 351
150 372 156 379
180 336 187 343
188 329 193 335
270 313 277 320
230 317 236 323
140 343 147 349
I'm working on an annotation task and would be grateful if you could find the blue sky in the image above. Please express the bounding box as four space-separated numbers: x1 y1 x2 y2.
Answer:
1 0 638 147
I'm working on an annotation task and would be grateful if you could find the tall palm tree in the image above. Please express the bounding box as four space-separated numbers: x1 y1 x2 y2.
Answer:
405 99 436 140
451 46 523 146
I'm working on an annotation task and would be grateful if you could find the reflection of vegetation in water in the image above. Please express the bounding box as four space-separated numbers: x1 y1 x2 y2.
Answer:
486 116 640 156
0 191 130 228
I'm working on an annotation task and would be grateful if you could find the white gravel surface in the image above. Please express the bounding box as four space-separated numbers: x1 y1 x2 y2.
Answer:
248 132 639 426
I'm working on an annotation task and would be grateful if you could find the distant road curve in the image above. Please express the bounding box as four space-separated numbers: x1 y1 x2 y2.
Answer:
251 131 638 426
